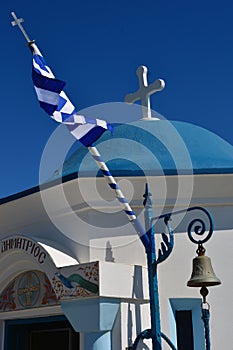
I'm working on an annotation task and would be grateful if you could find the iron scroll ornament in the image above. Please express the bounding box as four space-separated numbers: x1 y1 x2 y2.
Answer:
151 206 214 248
132 330 177 350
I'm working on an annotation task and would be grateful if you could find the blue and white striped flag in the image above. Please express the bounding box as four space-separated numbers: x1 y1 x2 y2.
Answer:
29 43 150 251
30 43 113 146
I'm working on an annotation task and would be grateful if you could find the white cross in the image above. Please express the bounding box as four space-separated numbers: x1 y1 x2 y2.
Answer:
125 65 165 119
11 12 34 44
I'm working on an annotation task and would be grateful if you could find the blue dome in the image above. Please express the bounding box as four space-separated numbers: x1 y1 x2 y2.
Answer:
52 120 233 180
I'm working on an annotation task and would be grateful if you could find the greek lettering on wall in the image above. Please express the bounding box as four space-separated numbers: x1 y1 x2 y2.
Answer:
1 236 47 264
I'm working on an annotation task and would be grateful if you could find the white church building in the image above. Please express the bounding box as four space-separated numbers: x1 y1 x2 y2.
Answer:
1 101 233 350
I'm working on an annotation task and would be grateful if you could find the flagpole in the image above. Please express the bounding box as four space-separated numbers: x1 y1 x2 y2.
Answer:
11 11 151 252
88 146 151 251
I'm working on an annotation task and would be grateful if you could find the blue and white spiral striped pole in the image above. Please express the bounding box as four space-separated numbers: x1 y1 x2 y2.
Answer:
88 146 151 251
11 11 151 253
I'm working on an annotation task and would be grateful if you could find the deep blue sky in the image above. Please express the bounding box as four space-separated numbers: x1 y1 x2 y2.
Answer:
1 1 233 198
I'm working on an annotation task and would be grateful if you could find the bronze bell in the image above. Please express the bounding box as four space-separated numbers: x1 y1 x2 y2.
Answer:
187 245 221 288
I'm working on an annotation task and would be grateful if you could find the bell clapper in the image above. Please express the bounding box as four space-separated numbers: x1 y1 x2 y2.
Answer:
200 286 210 306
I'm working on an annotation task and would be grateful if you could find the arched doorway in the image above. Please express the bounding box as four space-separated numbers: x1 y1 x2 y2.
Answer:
4 315 79 350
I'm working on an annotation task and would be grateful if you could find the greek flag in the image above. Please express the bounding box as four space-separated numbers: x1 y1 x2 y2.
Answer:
31 43 113 146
